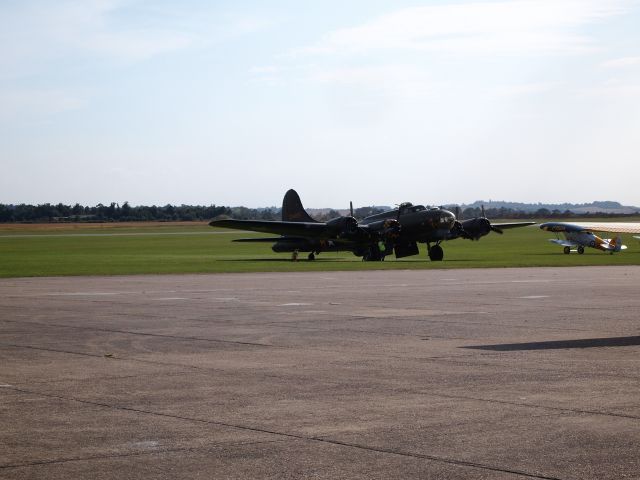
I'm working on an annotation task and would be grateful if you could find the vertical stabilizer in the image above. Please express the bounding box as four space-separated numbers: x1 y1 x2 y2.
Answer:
282 189 319 223
611 235 623 252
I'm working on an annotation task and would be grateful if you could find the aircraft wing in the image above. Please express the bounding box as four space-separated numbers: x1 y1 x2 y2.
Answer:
540 222 640 234
231 236 361 245
210 219 328 237
491 221 536 229
548 239 579 247
232 237 291 242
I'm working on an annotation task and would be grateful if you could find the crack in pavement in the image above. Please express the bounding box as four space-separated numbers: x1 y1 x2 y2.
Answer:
2 385 567 479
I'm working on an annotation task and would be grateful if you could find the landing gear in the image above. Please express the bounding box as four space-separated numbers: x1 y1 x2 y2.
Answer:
362 247 385 261
563 246 570 255
577 246 585 254
308 252 316 261
428 244 444 261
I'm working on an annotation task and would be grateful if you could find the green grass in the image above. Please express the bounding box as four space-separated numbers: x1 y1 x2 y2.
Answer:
1 222 640 277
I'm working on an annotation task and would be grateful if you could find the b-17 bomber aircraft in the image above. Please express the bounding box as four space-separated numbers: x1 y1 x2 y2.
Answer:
210 189 534 261
540 222 640 254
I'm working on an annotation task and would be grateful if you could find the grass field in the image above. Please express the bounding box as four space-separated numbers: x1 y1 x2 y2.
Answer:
1 221 640 277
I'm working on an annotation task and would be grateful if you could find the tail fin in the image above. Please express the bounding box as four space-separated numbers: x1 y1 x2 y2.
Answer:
611 235 624 252
282 189 318 223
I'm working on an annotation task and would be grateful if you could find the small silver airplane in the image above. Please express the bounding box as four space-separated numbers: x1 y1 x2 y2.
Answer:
540 222 640 254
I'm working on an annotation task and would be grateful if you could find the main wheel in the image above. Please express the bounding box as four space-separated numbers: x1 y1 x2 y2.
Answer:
563 246 570 255
308 252 315 261
428 245 444 261
362 248 384 261
577 246 585 254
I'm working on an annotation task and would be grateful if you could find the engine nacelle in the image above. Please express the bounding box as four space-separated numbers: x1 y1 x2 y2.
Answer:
326 216 359 237
460 218 492 240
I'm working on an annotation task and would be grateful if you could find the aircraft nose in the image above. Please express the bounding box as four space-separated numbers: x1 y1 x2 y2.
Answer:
442 210 456 228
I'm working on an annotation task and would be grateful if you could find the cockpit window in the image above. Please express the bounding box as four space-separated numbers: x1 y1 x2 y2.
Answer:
410 205 426 212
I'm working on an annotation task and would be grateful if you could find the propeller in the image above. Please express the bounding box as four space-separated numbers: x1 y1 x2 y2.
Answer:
350 201 354 218
480 205 503 234
455 204 504 240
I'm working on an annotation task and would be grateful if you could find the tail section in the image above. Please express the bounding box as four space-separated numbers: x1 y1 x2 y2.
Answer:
610 235 626 252
282 189 319 223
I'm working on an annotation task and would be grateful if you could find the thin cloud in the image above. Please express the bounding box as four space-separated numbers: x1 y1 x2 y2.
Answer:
0 88 86 122
293 0 630 57
309 64 438 100
580 82 640 97
0 0 193 77
495 82 563 97
601 56 640 68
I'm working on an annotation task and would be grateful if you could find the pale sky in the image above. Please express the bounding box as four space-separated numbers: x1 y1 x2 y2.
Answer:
2 0 640 208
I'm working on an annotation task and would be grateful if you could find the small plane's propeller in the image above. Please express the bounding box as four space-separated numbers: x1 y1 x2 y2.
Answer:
350 201 354 218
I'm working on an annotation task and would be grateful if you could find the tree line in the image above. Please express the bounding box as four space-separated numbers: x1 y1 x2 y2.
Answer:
0 202 234 223
0 202 636 223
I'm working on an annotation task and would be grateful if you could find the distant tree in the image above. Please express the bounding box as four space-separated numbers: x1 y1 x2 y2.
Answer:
535 208 551 217
121 201 132 219
71 203 83 215
259 209 277 220
354 207 385 219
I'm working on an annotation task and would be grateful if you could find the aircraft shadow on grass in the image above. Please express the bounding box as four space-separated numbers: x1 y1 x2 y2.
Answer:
220 256 481 263
462 335 640 351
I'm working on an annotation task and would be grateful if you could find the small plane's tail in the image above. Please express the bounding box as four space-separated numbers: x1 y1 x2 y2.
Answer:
610 235 626 252
282 189 319 223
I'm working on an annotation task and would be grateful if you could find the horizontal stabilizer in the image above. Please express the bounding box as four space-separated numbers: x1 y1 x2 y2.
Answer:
210 219 327 237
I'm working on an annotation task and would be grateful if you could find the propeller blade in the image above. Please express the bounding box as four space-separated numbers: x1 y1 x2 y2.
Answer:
481 205 486 218
350 201 353 217
491 226 504 234
455 205 460 220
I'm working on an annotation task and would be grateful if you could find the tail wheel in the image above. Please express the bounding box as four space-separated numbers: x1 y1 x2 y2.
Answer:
428 245 444 261
563 246 570 255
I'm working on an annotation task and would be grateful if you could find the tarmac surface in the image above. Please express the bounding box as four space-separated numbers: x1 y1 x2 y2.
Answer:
1 266 640 479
